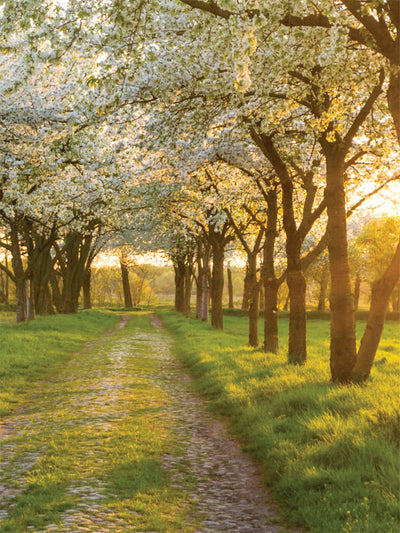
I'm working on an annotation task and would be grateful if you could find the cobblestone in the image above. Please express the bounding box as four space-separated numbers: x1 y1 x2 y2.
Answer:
0 314 295 532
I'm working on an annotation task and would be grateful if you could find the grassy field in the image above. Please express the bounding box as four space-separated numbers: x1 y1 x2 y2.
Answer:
0 308 119 418
159 309 400 533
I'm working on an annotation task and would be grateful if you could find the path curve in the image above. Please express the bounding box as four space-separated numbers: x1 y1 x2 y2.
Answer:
0 314 293 532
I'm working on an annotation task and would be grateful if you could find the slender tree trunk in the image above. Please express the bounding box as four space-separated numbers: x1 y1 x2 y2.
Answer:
241 263 251 310
196 242 204 319
183 266 192 318
10 226 26 323
200 268 210 321
317 264 329 311
210 239 224 329
227 267 234 309
388 70 400 144
120 261 132 308
325 149 357 381
174 260 186 313
83 266 92 309
248 253 259 347
353 272 361 312
352 240 400 380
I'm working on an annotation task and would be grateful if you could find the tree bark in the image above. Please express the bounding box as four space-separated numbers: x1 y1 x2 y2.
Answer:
287 270 307 364
391 285 400 312
174 260 186 313
387 69 400 144
248 253 259 347
353 272 361 312
194 239 209 320
351 239 400 380
83 266 92 309
241 263 251 310
210 237 225 329
259 278 264 310
183 266 192 318
263 186 280 353
227 267 234 308
264 278 279 353
317 263 329 311
325 148 357 381
120 260 132 308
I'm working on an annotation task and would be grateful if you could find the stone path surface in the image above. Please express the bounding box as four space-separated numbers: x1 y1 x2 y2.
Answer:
0 314 292 532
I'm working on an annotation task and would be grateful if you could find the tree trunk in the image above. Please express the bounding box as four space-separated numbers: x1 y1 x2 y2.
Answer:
15 278 25 323
248 253 259 347
60 232 92 314
283 291 289 311
10 226 26 323
325 149 357 382
174 260 186 313
183 266 192 318
287 270 307 364
259 279 264 310
120 261 132 308
200 268 210 321
83 266 92 309
351 240 400 381
241 263 251 310
264 278 279 353
50 270 63 313
353 272 361 312
210 239 224 329
317 264 329 311
388 70 400 144
391 285 400 312
263 186 280 353
32 238 55 316
227 267 234 308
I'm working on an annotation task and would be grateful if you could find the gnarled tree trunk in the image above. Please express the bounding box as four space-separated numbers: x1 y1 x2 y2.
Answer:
227 267 234 309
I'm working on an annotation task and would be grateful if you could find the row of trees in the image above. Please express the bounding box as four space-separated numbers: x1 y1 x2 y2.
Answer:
0 0 399 382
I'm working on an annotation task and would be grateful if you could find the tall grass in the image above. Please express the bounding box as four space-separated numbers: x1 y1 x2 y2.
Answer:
159 309 400 533
0 310 119 417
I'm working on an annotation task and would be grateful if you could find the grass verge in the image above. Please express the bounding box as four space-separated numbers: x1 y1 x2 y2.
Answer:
0 309 119 418
159 309 400 533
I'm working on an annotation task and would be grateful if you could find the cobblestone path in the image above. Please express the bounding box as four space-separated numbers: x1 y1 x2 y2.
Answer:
0 314 291 533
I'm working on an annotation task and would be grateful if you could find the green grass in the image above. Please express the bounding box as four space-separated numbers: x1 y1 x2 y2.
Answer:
0 312 196 532
159 309 400 533
0 309 119 418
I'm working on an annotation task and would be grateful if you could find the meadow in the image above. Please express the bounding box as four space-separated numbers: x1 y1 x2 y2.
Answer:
159 309 400 533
